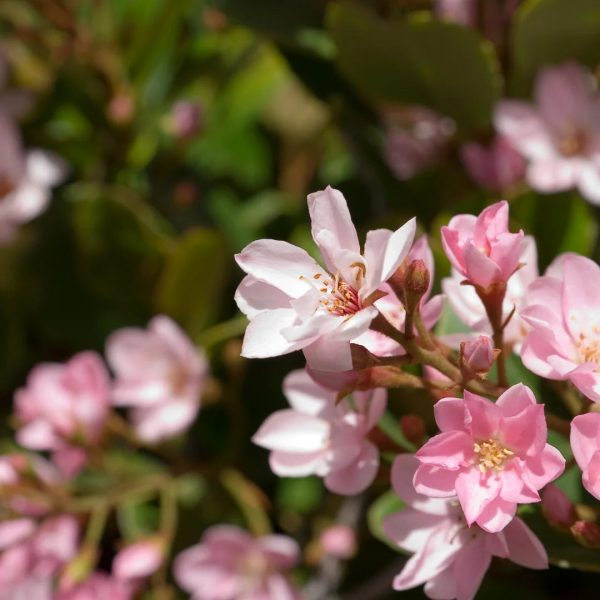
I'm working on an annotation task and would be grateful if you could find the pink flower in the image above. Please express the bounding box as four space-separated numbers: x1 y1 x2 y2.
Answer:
112 538 164 581
14 352 110 474
173 525 302 600
495 62 600 204
352 235 444 357
56 573 132 600
106 315 208 442
461 136 526 191
319 525 356 559
0 115 66 242
414 384 565 532
443 235 538 350
435 0 476 26
252 369 386 495
571 412 600 500
235 186 416 371
169 100 202 139
460 335 496 375
383 454 547 600
0 515 79 596
520 254 600 402
441 201 524 289
383 107 454 180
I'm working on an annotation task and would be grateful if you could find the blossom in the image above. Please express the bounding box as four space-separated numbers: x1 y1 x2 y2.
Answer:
383 454 547 600
520 254 600 402
495 62 600 204
319 525 356 559
571 412 600 500
352 235 443 357
541 484 576 528
173 525 301 600
14 352 110 475
112 538 164 581
460 136 526 191
55 573 132 600
253 369 386 495
443 234 538 350
235 186 416 371
106 315 208 442
169 100 202 139
383 108 454 180
441 200 524 289
0 515 79 597
414 384 565 532
0 115 65 242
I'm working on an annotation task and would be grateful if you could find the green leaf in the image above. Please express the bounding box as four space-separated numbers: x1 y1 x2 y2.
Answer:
327 4 500 133
117 500 160 540
276 477 324 513
155 228 229 338
512 0 600 93
435 302 471 337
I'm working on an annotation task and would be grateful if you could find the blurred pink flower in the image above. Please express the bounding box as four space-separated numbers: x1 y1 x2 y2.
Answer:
521 254 600 402
384 454 547 600
443 235 538 351
571 412 600 500
383 108 454 180
174 525 301 600
0 115 66 242
461 136 526 191
112 538 164 581
352 235 444 357
253 369 386 495
435 0 476 26
106 315 208 442
495 62 600 204
0 515 79 597
414 385 565 532
441 201 524 289
14 352 110 475
56 573 132 600
169 100 203 139
319 525 356 559
235 186 416 371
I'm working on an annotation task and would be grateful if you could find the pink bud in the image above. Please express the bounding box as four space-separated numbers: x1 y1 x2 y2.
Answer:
169 101 202 139
113 538 164 581
571 520 600 549
319 525 356 559
542 484 576 529
460 335 496 376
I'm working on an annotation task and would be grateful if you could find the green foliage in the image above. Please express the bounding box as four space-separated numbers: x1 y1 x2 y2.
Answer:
367 489 405 550
328 3 501 133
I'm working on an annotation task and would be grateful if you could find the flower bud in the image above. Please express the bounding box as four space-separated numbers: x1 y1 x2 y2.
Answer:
571 520 600 549
113 537 165 581
169 101 202 139
542 484 576 529
389 259 430 313
460 335 497 377
319 525 356 560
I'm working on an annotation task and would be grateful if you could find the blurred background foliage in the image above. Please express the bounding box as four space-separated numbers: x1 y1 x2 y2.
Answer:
2 0 600 597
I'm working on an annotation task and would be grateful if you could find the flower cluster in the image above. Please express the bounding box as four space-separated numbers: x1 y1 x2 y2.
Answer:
234 186 600 599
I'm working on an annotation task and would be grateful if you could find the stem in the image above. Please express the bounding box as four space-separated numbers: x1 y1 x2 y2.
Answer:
478 284 508 388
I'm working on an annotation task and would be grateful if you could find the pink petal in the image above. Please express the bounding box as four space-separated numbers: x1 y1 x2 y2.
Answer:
520 444 566 491
269 450 326 477
503 517 548 569
324 441 379 495
455 469 500 526
241 309 305 359
582 451 600 500
383 509 449 554
571 412 600 469
463 242 503 287
252 410 329 453
434 397 465 433
415 430 473 469
307 187 359 272
234 276 292 318
500 404 546 457
413 464 460 498
0 519 35 550
257 535 299 571
463 392 501 440
302 337 353 372
475 496 516 532
282 369 332 417
454 537 492 600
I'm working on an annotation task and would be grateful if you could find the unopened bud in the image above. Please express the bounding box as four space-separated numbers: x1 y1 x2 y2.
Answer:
389 259 430 312
542 484 576 530
319 525 357 559
571 520 600 549
113 537 165 581
460 335 498 377
400 414 426 445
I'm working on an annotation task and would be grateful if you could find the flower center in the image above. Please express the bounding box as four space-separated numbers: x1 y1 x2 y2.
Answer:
473 438 514 473
558 130 586 157
576 332 600 365
310 266 365 316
